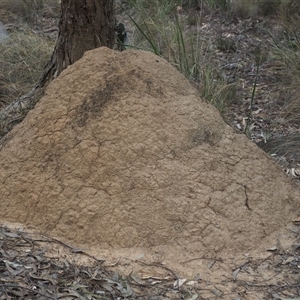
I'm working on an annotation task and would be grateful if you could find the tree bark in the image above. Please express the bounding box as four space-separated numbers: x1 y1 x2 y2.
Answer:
40 0 115 87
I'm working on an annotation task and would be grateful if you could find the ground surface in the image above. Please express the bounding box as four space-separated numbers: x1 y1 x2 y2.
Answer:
0 46 300 299
0 2 299 299
1 223 300 299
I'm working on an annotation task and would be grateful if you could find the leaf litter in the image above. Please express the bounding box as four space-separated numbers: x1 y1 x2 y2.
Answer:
0 226 199 299
1 225 300 299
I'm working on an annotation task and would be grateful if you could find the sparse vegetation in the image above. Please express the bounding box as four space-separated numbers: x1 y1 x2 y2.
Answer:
271 5 300 126
124 0 238 114
0 0 299 159
0 0 58 136
0 0 60 106
0 26 54 106
123 0 300 135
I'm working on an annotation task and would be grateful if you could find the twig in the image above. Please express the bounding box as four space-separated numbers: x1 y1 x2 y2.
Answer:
136 261 181 290
181 256 223 264
40 234 106 263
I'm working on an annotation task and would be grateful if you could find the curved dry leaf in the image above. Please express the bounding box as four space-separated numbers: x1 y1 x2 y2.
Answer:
232 268 240 280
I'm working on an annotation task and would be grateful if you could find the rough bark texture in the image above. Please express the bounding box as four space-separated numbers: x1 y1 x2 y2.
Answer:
40 0 115 87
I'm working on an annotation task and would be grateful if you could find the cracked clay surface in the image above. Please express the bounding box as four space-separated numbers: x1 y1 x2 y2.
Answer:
0 47 299 274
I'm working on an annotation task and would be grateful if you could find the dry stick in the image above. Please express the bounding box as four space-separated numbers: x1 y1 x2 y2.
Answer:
181 256 223 264
40 234 106 264
15 230 105 264
137 261 179 280
15 231 105 263
129 278 154 287
19 232 35 248
136 260 181 290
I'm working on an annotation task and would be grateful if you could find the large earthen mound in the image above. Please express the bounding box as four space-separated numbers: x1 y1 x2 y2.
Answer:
0 47 299 271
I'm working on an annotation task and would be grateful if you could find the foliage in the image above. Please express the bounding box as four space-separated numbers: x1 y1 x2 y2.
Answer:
271 11 300 125
124 0 237 113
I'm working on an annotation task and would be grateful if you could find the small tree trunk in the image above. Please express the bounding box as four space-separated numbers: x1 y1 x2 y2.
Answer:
40 0 115 87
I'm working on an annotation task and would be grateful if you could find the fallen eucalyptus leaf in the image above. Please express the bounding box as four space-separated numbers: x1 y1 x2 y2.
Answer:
174 278 187 288
2 231 20 238
232 268 240 280
188 293 199 300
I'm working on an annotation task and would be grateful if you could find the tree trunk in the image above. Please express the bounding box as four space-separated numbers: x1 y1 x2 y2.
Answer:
40 0 115 87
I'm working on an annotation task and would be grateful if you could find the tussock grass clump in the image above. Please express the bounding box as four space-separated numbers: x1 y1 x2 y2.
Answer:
272 16 300 125
124 0 236 113
266 0 300 126
0 26 54 106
